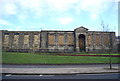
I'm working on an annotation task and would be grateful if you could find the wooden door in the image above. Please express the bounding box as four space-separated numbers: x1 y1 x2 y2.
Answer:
79 35 85 52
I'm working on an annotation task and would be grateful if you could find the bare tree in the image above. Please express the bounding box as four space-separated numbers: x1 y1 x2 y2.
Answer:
100 20 112 69
100 20 110 32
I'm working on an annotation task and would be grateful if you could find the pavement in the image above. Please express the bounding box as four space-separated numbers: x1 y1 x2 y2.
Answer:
2 64 119 75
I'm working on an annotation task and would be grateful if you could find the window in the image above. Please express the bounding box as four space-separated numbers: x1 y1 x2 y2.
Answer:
48 34 54 45
58 34 64 45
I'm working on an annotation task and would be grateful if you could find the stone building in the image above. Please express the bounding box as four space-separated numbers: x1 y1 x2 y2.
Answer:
115 36 120 53
1 26 116 53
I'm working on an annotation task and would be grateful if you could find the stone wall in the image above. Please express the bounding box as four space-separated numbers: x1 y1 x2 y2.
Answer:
47 31 74 53
2 31 41 52
2 30 75 53
87 32 115 53
1 27 117 53
114 36 120 53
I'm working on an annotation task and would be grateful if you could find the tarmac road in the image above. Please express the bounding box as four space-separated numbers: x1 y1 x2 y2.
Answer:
2 73 119 79
2 64 119 80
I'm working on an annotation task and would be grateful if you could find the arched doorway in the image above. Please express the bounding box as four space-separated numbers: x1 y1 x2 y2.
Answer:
78 34 85 52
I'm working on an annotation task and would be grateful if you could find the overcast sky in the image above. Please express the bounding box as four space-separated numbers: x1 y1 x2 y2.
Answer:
0 0 119 36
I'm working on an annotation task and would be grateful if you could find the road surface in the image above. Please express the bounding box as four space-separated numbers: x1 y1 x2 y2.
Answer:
2 73 119 79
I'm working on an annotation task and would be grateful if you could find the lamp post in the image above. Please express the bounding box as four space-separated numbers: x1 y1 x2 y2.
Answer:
109 33 112 69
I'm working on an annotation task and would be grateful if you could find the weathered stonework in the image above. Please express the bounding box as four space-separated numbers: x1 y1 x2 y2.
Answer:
23 35 29 49
3 35 9 47
33 34 40 49
13 35 19 49
67 34 74 45
1 26 117 53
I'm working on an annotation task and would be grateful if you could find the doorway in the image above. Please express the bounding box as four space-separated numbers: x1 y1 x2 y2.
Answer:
78 34 85 52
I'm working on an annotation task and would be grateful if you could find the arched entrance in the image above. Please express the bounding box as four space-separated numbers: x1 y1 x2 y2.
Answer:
78 34 85 52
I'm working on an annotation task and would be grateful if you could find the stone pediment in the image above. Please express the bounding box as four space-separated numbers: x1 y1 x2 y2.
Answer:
74 26 88 32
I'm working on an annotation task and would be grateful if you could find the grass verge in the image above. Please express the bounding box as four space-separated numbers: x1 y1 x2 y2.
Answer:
2 52 120 64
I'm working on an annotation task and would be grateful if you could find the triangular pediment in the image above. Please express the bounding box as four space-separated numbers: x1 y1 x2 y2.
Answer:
74 26 88 32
